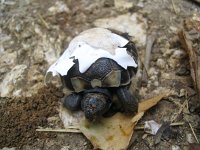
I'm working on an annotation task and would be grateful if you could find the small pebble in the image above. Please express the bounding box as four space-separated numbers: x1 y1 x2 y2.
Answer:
153 81 159 87
156 58 166 69
186 133 196 143
163 48 174 57
148 67 159 76
171 145 181 150
171 49 187 59
168 57 179 69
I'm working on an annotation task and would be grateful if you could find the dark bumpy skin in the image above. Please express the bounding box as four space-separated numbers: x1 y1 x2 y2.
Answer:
63 88 112 121
63 93 82 111
63 86 138 121
116 86 138 114
81 93 111 121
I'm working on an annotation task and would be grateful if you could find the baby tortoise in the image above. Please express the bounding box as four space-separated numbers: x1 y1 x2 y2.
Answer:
47 28 138 121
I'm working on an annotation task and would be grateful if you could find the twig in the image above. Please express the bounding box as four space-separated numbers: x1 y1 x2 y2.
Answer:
171 0 178 14
135 122 184 130
170 99 188 123
36 128 81 133
144 33 156 71
37 14 49 29
142 32 156 84
188 122 199 143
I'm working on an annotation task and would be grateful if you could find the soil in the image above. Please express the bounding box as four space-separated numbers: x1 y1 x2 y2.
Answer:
0 85 61 148
0 85 92 150
0 0 200 149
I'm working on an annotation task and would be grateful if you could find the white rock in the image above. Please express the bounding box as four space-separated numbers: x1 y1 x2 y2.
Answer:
153 81 159 87
61 146 70 150
0 44 4 53
171 49 187 59
137 1 144 8
13 89 22 97
148 67 159 76
149 75 158 81
161 72 171 79
114 0 133 10
48 1 69 15
169 26 178 33
172 145 181 150
0 64 27 97
156 58 166 69
45 47 59 65
186 133 196 143
35 33 63 66
94 13 147 46
33 45 44 64
0 51 17 66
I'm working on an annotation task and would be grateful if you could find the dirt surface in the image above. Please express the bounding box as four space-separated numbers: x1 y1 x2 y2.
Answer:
0 85 61 148
0 0 200 149
0 86 92 150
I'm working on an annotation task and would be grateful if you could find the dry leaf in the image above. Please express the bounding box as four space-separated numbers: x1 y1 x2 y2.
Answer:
131 112 144 123
138 93 168 112
79 113 134 150
59 105 84 128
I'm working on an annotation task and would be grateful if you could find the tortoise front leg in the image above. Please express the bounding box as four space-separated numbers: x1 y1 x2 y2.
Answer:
116 86 138 114
63 93 82 111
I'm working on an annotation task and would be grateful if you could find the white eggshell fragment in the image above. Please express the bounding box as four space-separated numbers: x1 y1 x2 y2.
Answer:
46 28 138 78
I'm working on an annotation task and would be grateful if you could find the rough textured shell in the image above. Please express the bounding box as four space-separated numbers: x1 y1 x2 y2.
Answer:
61 58 137 92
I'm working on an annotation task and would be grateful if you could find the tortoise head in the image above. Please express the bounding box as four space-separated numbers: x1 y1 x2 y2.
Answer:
81 90 111 121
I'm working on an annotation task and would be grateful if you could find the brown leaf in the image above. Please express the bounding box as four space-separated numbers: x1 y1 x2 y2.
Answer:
138 93 168 112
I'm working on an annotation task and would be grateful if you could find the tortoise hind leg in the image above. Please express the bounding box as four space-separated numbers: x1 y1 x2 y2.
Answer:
116 86 138 114
63 93 82 111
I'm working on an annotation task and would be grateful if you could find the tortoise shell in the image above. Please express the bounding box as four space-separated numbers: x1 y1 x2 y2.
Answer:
61 57 137 92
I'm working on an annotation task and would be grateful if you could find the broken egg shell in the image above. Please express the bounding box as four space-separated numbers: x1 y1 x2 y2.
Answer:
46 28 137 81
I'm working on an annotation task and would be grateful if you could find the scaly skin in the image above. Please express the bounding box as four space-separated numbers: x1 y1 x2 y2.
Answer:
63 88 112 121
81 93 111 121
116 86 138 114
